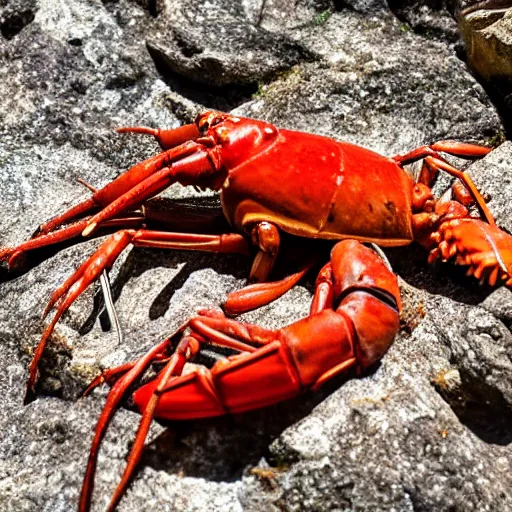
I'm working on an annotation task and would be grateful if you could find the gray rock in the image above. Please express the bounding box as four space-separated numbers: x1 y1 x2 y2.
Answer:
0 1 511 512
387 1 461 43
459 5 512 81
458 3 512 130
145 0 317 87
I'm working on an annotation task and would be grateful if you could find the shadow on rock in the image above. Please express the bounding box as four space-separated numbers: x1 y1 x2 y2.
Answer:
79 249 250 336
80 234 328 336
132 368 365 482
387 245 495 306
433 370 512 445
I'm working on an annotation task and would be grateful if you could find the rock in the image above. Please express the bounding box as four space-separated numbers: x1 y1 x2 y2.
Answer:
459 3 512 129
0 1 511 511
459 4 512 80
466 140 512 233
145 0 317 87
234 6 500 155
0 0 37 41
387 0 461 43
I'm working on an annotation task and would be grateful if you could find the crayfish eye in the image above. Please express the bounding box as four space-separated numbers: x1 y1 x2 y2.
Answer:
196 111 227 133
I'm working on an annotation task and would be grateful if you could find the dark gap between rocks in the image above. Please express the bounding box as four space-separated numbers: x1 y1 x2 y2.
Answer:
468 76 512 137
450 25 512 137
134 0 161 18
0 8 35 40
386 245 490 306
387 0 460 42
146 42 259 111
172 29 203 59
33 341 73 401
433 371 512 445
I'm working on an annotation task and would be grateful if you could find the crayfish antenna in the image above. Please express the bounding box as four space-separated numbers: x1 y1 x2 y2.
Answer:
78 332 183 512
105 336 198 512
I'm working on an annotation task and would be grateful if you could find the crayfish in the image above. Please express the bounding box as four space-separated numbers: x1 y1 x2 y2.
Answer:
2 111 512 511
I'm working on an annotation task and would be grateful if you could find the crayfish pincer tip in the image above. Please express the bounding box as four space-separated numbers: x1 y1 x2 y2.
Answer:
82 223 97 237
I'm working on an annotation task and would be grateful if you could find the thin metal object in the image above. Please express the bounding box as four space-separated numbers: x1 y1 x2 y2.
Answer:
100 269 124 346
369 243 393 272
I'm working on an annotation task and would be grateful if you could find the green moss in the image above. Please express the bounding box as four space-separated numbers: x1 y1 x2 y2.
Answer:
275 65 301 82
252 83 267 99
488 130 506 148
314 9 332 26
251 66 302 100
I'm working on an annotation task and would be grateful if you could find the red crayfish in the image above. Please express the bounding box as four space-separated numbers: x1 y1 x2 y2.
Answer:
1 111 512 511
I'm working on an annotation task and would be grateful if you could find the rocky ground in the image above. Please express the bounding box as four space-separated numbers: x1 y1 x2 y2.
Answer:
0 1 511 511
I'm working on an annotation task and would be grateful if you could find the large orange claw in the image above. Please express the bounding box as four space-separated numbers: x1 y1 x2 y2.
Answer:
79 239 400 512
430 217 512 287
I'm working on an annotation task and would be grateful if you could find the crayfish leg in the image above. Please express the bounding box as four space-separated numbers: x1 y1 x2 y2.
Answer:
393 140 493 225
26 229 248 401
104 334 202 512
79 331 185 512
393 140 491 168
224 264 312 315
423 156 494 226
35 197 98 237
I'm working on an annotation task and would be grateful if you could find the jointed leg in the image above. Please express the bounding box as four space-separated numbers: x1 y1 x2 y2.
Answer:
224 222 316 315
1 139 217 266
188 313 277 348
393 140 491 168
82 352 174 397
249 222 281 282
224 264 313 315
310 263 334 315
24 228 248 403
81 313 279 512
78 331 185 512
393 141 493 224
101 333 203 512
423 156 494 225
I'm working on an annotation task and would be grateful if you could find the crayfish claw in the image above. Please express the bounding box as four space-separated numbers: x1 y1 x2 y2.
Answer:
433 217 512 287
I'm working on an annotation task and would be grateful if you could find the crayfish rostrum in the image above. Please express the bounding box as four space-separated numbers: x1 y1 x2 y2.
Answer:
1 111 512 511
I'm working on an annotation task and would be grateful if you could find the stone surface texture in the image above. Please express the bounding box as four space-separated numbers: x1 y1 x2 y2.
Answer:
459 3 512 81
0 1 511 511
